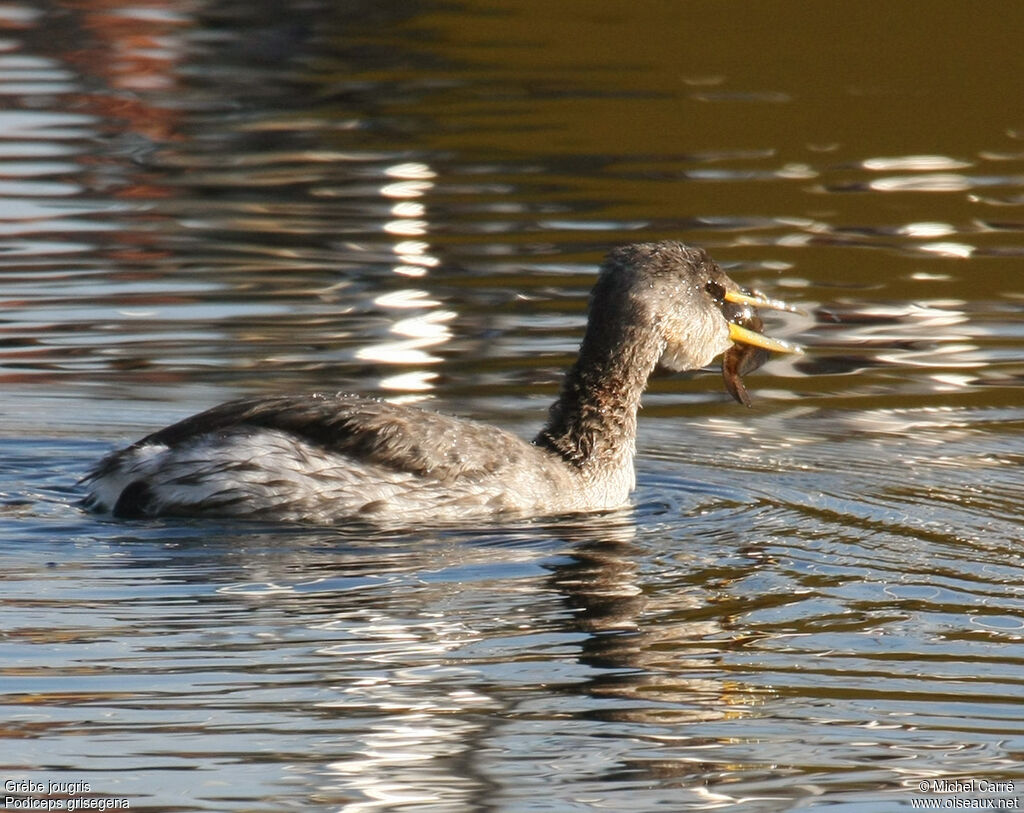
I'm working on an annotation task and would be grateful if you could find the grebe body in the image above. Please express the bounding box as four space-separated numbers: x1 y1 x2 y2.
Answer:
81 242 798 524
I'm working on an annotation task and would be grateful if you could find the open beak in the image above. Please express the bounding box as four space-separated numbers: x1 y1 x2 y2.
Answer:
720 289 802 407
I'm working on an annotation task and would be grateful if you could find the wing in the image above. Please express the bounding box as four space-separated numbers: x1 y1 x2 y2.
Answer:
98 393 540 483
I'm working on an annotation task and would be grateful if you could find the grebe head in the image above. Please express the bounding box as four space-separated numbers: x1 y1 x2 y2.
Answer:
585 241 799 385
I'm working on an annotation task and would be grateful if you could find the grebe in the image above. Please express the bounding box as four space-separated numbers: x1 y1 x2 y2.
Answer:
81 242 799 524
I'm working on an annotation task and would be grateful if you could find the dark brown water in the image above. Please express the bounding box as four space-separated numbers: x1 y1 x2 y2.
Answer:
3 1 1024 811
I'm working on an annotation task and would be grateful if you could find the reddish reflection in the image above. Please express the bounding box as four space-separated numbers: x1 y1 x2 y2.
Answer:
57 0 190 143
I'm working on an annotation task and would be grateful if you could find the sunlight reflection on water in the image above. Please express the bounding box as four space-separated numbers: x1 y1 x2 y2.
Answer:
2 0 1024 811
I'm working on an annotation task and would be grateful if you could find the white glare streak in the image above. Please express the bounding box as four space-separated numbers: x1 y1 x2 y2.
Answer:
899 222 954 238
862 155 972 171
385 161 436 179
917 242 974 258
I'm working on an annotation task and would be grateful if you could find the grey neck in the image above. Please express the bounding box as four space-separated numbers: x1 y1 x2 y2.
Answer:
534 320 664 474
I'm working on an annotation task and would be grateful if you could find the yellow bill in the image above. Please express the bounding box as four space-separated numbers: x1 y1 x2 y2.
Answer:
723 289 805 314
728 322 803 355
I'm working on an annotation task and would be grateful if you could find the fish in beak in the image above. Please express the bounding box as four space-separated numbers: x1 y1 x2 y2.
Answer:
720 289 803 407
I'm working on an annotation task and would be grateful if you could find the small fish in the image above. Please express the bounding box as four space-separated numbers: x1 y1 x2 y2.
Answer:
719 289 803 407
723 316 770 407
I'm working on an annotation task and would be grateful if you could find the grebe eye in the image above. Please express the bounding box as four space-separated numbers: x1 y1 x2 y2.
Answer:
705 279 726 302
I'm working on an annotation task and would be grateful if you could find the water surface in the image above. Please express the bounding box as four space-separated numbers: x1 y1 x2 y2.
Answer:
3 1 1024 811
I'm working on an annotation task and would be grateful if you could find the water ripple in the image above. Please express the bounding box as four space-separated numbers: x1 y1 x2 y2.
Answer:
2 1 1024 810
